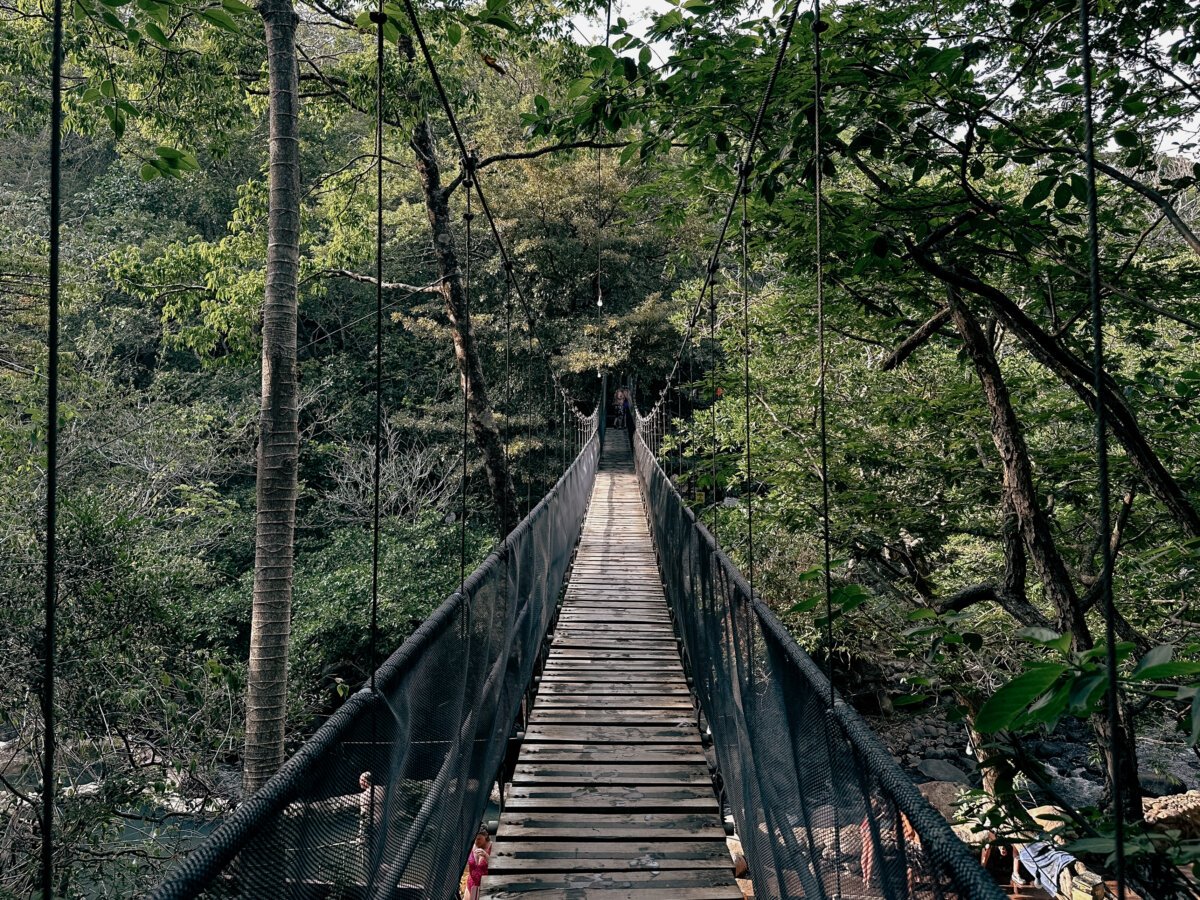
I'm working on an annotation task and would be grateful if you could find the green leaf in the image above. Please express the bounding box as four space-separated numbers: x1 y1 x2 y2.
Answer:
893 693 929 707
197 7 240 32
906 608 937 621
1053 181 1073 209
1113 129 1138 148
975 664 1067 733
446 21 461 45
830 583 870 611
927 46 962 73
1022 175 1056 209
1132 661 1200 681
789 597 820 614
567 78 593 100
1068 673 1106 713
221 0 254 13
144 21 169 45
140 162 161 181
1133 644 1174 676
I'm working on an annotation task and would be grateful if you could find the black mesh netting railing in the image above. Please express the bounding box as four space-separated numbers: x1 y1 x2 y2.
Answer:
632 430 1006 900
151 416 600 900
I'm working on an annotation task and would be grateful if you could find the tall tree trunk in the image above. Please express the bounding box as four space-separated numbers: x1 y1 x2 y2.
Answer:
243 0 300 795
410 117 520 531
910 249 1200 538
950 290 1143 823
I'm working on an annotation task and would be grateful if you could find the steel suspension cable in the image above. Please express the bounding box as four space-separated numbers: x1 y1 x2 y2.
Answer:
396 0 585 420
642 0 806 424
812 9 844 897
42 0 65 893
368 3 386 697
740 186 754 595
812 0 834 713
1078 0 1125 894
460 168 474 591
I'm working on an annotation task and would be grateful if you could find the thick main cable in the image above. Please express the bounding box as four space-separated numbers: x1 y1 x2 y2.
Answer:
1078 0 1125 895
42 0 65 892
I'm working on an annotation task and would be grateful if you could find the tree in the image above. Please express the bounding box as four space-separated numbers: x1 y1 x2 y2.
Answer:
243 0 301 795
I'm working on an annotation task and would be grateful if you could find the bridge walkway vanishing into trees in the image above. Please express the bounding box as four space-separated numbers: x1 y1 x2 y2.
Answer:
149 412 1008 900
481 427 742 899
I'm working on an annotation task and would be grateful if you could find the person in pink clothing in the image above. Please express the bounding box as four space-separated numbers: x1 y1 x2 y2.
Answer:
465 828 490 899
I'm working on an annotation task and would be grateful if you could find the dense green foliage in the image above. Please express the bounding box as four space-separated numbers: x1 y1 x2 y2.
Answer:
3 0 1200 891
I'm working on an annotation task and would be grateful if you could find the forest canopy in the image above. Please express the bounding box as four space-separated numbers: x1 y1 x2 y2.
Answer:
2 0 1200 893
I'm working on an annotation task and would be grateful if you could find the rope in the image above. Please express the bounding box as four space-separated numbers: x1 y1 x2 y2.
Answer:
41 0 65 891
368 4 385 696
1078 0 1125 894
502 275 513 538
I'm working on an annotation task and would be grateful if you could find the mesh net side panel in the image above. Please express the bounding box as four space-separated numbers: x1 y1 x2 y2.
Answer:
633 434 1006 900
151 435 600 900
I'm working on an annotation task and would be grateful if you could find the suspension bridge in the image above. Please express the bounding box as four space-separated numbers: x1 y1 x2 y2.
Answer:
139 409 1005 900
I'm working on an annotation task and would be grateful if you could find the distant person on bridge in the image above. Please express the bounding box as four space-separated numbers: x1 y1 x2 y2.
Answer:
613 388 627 429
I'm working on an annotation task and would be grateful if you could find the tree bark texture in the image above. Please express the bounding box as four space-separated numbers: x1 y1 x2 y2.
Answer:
244 0 300 796
911 249 1200 538
950 291 1143 822
410 117 520 532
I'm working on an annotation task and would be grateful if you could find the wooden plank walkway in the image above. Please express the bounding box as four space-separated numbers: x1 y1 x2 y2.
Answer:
482 427 742 899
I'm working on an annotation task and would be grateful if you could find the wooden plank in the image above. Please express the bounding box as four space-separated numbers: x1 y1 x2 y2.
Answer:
489 840 731 872
515 745 707 764
523 725 701 744
504 785 719 812
498 812 727 841
511 764 712 786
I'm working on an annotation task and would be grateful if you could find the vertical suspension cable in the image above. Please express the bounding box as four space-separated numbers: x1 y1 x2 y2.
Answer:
460 162 474 591
1079 1 1125 894
708 278 719 522
741 185 755 595
813 10 844 897
42 0 64 893
813 0 833 712
368 3 385 697
502 268 513 538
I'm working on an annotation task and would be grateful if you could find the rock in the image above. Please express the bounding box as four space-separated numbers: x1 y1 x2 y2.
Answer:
733 853 749 878
917 759 970 784
1144 790 1200 838
917 780 963 820
1140 773 1187 798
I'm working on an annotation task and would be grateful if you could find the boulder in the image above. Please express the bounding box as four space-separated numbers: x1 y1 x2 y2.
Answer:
917 780 963 820
917 758 971 784
1144 789 1200 839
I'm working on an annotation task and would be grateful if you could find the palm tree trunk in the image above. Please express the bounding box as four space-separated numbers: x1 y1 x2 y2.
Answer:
243 0 300 795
